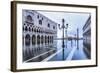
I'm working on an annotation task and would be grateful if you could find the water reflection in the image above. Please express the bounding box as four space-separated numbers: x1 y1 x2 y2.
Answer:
49 39 90 61
23 39 90 62
23 44 57 62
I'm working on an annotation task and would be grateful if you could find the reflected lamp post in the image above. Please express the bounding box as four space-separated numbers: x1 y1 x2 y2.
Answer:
58 19 68 60
74 34 76 46
58 18 68 48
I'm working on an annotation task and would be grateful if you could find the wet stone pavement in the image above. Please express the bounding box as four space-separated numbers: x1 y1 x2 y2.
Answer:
23 40 89 63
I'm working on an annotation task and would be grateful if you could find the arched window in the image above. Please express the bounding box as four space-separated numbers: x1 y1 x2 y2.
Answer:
53 26 55 29
39 20 42 25
25 26 28 31
36 29 38 33
50 36 52 43
46 36 48 44
32 28 34 32
37 15 39 19
34 28 36 32
48 36 49 44
42 17 43 20
29 27 31 31
25 34 30 46
37 35 40 45
23 27 24 31
26 15 33 22
48 23 50 28
23 36 24 46
45 36 47 44
32 35 36 45
41 36 43 44
52 36 53 43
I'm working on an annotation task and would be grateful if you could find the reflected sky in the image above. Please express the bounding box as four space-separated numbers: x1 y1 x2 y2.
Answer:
37 11 90 38
48 40 87 61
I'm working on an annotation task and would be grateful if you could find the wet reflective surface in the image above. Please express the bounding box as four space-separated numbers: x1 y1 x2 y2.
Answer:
48 40 88 61
23 39 90 63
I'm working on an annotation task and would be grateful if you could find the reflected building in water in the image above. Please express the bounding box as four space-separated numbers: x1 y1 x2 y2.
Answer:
83 15 91 59
22 10 57 62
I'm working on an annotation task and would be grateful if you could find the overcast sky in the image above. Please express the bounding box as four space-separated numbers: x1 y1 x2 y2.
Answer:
37 10 90 38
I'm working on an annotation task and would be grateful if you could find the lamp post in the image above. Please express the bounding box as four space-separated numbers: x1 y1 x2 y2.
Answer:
58 19 68 60
58 19 68 48
77 28 79 49
66 29 67 48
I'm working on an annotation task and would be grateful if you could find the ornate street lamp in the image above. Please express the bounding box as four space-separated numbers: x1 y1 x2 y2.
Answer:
58 18 68 60
58 18 68 48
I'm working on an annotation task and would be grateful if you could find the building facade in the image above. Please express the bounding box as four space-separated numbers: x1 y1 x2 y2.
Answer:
83 15 91 59
22 10 57 62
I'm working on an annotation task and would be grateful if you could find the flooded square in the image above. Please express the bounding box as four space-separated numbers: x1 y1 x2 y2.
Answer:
22 10 91 63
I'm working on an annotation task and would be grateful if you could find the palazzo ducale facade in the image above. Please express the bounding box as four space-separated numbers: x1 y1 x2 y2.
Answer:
22 10 57 62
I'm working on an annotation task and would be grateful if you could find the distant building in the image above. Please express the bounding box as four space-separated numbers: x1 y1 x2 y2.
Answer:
83 15 91 59
22 10 57 61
